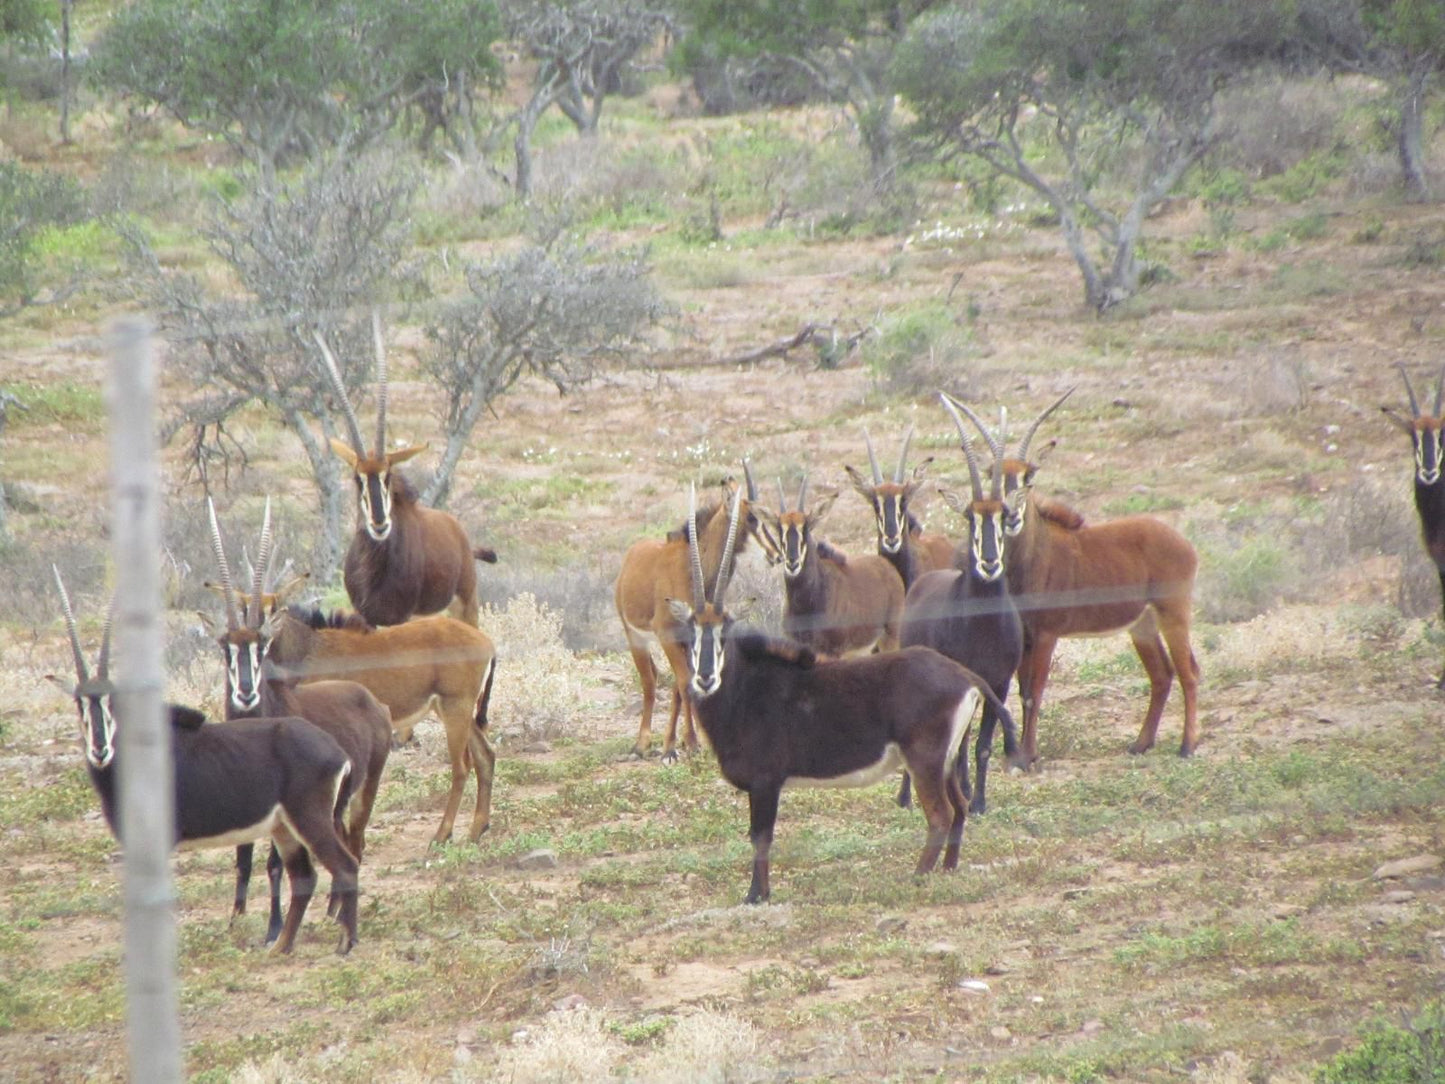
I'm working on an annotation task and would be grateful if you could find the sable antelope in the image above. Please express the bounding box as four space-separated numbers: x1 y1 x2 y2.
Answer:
1383 363 1445 689
845 427 954 589
671 486 996 904
954 390 1200 764
266 605 497 845
755 476 905 658
315 313 497 628
899 397 1028 815
206 500 391 944
614 464 777 762
49 568 359 955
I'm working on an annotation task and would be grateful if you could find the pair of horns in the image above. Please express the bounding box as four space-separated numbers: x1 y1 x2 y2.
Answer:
943 388 1073 467
777 474 810 514
1398 364 1445 418
940 395 1006 503
206 497 275 631
863 426 913 485
687 484 745 613
315 309 389 458
52 566 112 686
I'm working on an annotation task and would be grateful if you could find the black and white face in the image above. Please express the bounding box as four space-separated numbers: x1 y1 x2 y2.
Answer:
221 631 269 713
669 600 728 699
968 503 1007 582
871 486 908 555
778 513 809 578
75 681 117 770
1413 422 1443 486
356 466 394 541
999 464 1035 537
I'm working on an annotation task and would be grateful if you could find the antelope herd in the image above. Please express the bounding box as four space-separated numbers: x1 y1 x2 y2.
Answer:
47 328 1443 949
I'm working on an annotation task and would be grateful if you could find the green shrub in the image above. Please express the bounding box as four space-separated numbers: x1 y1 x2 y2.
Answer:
0 161 87 305
861 301 981 398
1315 1001 1445 1083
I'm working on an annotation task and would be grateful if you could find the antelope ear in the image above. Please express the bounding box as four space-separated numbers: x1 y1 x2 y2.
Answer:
1031 439 1058 471
196 611 218 634
387 443 428 466
1382 405 1418 435
911 455 935 481
329 439 359 469
938 487 967 514
665 598 692 624
169 704 208 731
843 464 873 498
809 491 839 524
754 506 781 531
271 572 311 609
44 674 76 696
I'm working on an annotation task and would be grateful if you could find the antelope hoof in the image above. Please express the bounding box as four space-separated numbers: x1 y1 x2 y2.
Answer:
1006 753 1031 773
660 749 680 766
1127 740 1153 756
968 797 987 816
743 891 768 905
336 933 356 956
468 823 492 844
1178 743 1196 758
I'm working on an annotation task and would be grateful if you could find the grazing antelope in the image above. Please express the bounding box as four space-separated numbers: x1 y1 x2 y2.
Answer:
265 605 497 846
845 427 954 589
956 391 1201 764
672 486 997 904
315 313 497 628
755 476 905 658
1383 363 1445 689
206 500 392 944
49 568 359 955
614 464 777 762
899 397 1028 814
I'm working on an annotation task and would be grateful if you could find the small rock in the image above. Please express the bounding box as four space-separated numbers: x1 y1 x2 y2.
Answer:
1382 890 1417 904
455 1026 477 1046
1062 887 1089 901
924 941 957 958
1374 855 1441 880
516 848 559 871
1081 1020 1105 1036
1030 996 1044 1004
958 979 990 995
799 956 820 969
876 915 908 935
453 1046 473 1066
552 994 589 1012
989 1026 1012 1041
1112 397 1132 409
1271 903 1305 920
523 740 553 755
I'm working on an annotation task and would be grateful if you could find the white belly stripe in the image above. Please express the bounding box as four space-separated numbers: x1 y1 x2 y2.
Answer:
786 743 904 790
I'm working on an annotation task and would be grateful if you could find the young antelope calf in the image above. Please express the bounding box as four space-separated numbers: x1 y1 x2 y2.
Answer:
672 487 993 904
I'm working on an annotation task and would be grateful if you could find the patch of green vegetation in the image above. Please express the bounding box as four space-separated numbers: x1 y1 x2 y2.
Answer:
1257 149 1345 203
0 381 104 430
1100 491 1185 516
484 473 618 519
1315 1000 1445 1084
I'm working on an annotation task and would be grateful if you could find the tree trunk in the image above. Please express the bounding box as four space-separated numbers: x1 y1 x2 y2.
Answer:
1056 206 1109 311
856 97 898 195
1400 68 1431 203
285 407 348 582
514 98 547 201
60 0 73 144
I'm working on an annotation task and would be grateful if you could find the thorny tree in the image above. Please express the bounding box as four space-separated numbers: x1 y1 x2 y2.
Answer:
420 223 664 507
122 150 421 578
895 0 1293 311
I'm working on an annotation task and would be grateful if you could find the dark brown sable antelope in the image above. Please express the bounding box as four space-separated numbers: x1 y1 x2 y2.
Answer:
899 396 1029 814
845 427 955 589
315 314 496 628
954 390 1201 764
671 486 999 904
614 464 778 762
1383 364 1445 689
755 475 905 658
265 604 497 845
49 568 359 955
206 499 391 944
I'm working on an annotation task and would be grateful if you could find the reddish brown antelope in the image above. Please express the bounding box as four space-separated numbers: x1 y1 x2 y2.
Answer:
845 427 954 589
315 313 497 627
206 499 391 944
955 391 1201 764
670 486 997 903
265 604 497 846
49 568 359 954
614 464 777 762
1382 363 1445 689
899 396 1028 814
755 475 904 658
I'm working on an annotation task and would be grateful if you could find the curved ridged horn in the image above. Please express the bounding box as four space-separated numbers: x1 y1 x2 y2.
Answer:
1015 387 1074 464
1398 364 1421 417
712 486 746 607
313 330 368 456
372 310 388 457
776 478 789 515
864 429 883 485
95 595 115 681
797 473 810 512
52 565 89 684
894 425 914 483
1435 366 1444 417
206 497 241 633
940 392 1002 460
687 484 706 612
742 458 760 502
249 497 274 627
992 408 1008 500
940 393 985 501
